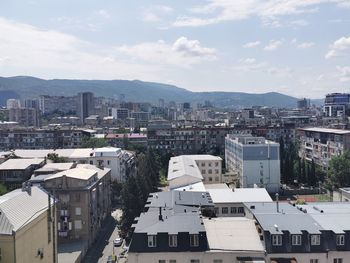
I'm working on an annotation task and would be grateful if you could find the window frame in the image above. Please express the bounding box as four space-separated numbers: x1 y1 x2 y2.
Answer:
169 234 178 247
336 234 345 246
272 234 282 246
148 235 157 247
310 234 321 246
190 234 199 247
291 234 302 246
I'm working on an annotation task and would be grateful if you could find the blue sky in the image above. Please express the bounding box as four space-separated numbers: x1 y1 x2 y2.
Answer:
0 0 350 98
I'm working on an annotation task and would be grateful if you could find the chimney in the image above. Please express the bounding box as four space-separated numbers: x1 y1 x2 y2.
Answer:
158 207 163 221
275 193 279 213
22 181 32 195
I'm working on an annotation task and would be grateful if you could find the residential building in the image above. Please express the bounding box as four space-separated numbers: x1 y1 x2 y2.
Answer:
246 201 350 263
297 127 350 168
0 158 45 189
78 92 94 123
109 107 129 120
8 107 39 127
5 147 136 182
324 93 350 118
42 165 111 246
225 134 281 193
128 191 266 263
6 98 21 109
0 128 88 150
205 184 272 217
105 133 148 148
39 95 77 114
297 98 310 110
0 185 56 263
167 155 223 189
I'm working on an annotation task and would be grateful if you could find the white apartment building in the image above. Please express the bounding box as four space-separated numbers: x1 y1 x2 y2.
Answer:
225 134 280 193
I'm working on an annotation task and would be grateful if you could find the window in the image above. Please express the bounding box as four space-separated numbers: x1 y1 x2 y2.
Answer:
169 234 177 247
158 261 166 263
214 260 223 263
190 234 199 247
215 169 219 174
89 160 93 165
222 207 228 214
311 235 320 246
74 193 80 202
74 220 82 230
169 260 176 263
336 235 345 246
148 235 157 247
238 207 244 214
209 177 212 182
215 177 219 182
215 162 219 167
75 207 81 216
231 207 237 214
190 260 200 263
292 234 302 246
334 259 343 263
107 160 111 165
208 169 212 174
208 162 212 167
201 162 205 167
272 235 282 246
310 260 319 263
214 207 219 214
202 170 206 174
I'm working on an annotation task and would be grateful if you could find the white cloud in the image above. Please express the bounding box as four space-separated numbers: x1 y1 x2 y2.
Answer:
96 9 111 19
264 40 283 51
325 36 350 59
143 5 173 22
289 19 309 27
172 0 330 27
243 41 261 48
118 37 217 67
0 17 164 80
297 42 315 49
337 66 350 81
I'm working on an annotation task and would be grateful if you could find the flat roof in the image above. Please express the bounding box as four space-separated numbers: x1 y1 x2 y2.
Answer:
45 167 96 181
173 181 206 192
183 155 222 161
0 158 44 170
35 162 75 172
207 188 272 203
204 217 265 252
299 127 350 135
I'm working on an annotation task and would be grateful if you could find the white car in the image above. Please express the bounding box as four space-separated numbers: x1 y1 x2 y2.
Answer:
113 238 123 247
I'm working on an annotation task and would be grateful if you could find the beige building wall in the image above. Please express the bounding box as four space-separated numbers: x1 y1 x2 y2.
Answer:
0 210 55 263
196 159 222 184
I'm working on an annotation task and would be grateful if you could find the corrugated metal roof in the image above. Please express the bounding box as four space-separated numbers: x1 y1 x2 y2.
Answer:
0 186 51 235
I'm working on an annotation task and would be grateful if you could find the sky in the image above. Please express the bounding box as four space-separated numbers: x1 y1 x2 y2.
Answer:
0 0 350 98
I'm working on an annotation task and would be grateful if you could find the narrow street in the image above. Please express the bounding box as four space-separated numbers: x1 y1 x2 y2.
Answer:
83 209 127 263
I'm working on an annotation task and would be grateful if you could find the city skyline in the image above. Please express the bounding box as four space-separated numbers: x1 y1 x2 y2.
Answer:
0 0 350 98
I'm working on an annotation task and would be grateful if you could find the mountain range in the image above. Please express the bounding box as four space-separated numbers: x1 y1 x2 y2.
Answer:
0 76 323 108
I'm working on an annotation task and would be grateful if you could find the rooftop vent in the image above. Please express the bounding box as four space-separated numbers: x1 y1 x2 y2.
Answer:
274 224 279 232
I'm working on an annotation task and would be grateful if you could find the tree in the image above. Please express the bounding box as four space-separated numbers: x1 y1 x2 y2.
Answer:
81 136 108 148
0 183 7 196
328 151 350 188
47 153 69 163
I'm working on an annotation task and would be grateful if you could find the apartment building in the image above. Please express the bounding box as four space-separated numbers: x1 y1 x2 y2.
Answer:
6 147 136 182
0 128 87 150
0 185 56 263
324 93 350 118
105 133 148 148
0 158 45 189
128 191 266 263
8 107 39 127
225 134 281 193
246 201 350 263
42 165 111 246
298 127 350 168
39 95 77 114
167 155 223 189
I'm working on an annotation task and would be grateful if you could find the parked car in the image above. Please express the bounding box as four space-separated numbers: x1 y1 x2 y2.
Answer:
113 237 123 247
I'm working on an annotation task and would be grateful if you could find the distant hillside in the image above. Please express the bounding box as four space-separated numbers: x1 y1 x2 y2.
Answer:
0 76 317 108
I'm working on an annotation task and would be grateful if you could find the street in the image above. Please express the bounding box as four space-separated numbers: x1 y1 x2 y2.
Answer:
83 209 127 263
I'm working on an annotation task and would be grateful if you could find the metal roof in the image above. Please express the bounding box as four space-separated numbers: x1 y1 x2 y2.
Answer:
299 127 350 135
0 186 52 235
207 188 272 204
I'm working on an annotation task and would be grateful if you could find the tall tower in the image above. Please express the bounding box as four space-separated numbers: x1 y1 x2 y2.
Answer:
78 92 94 123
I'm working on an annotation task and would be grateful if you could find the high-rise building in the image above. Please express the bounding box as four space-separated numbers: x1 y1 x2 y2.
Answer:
324 93 350 117
8 107 39 127
78 92 94 123
24 98 40 110
225 134 281 193
6 98 21 109
297 98 310 110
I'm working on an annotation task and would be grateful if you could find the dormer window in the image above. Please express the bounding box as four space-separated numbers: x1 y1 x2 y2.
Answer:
148 235 157 247
336 235 345 246
169 234 177 247
190 234 199 247
291 234 302 246
311 234 320 246
272 234 282 246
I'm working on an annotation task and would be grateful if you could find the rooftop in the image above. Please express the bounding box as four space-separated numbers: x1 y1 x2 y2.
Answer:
45 167 97 181
0 158 45 170
204 217 265 252
299 127 350 135
0 186 52 235
183 155 222 161
207 188 272 204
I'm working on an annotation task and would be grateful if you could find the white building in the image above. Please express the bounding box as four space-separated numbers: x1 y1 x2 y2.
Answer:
7 147 135 182
167 155 223 190
225 134 280 193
